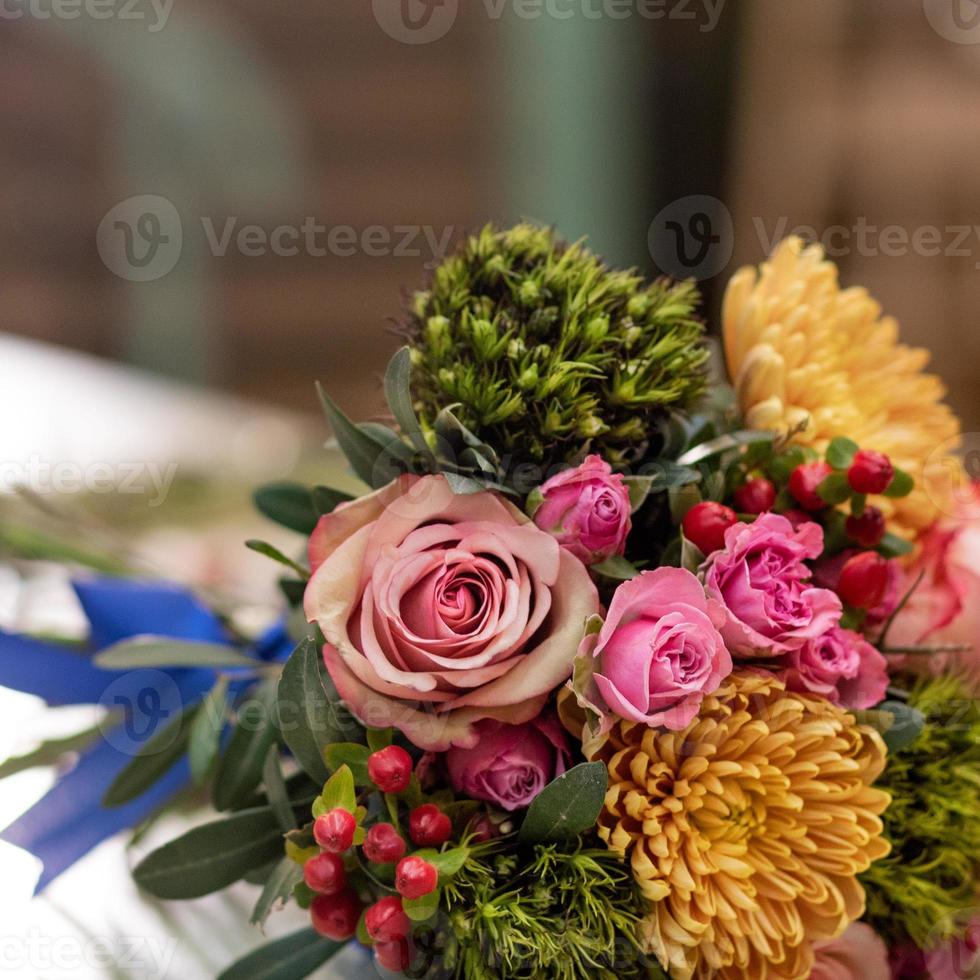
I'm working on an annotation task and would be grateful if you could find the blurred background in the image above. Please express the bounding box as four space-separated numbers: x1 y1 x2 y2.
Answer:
2 0 980 975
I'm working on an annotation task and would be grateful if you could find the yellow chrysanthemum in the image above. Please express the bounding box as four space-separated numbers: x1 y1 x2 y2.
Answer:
723 237 961 539
587 671 891 980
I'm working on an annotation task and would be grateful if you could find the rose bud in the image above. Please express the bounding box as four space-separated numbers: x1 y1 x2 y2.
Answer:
837 552 893 609
848 449 894 495
395 856 439 899
682 501 737 556
363 823 407 865
313 808 356 854
365 896 412 943
368 745 413 794
531 454 632 565
375 939 412 973
845 506 886 548
788 461 833 511
734 477 776 515
303 851 346 895
310 889 362 940
409 804 452 847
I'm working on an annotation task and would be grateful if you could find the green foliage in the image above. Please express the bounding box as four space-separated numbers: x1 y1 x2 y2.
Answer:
215 927 343 980
861 674 980 947
430 839 659 980
518 762 608 843
406 224 709 472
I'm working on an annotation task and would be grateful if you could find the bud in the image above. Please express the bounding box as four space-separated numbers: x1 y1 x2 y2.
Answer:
310 889 362 941
788 461 833 511
837 552 892 609
845 506 886 548
848 449 894 495
409 804 452 847
303 852 346 895
682 501 738 556
368 745 413 794
363 823 407 865
395 856 439 900
313 808 356 854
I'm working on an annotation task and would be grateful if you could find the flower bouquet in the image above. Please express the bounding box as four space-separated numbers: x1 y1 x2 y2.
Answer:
3 226 980 980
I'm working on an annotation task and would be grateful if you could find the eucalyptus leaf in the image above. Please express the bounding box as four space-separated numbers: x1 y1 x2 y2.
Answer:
384 346 433 458
676 429 773 467
95 637 258 670
188 677 229 784
245 540 308 580
253 482 319 536
312 486 354 516
0 718 114 781
275 638 337 784
519 762 608 843
215 927 343 980
103 702 201 807
213 682 279 811
263 746 296 833
250 858 304 928
442 473 486 495
134 806 287 899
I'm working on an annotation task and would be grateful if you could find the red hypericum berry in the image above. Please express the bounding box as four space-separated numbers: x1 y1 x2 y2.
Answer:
733 477 776 515
303 851 346 895
848 449 894 495
375 939 412 973
788 461 833 511
310 889 362 940
845 506 886 548
395 856 438 899
363 823 407 865
313 808 356 854
682 501 738 556
837 552 892 609
409 804 452 847
365 896 411 943
368 745 413 794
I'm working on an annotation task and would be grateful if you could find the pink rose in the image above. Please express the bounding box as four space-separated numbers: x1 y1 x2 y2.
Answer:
784 627 889 709
445 714 571 811
702 513 842 657
531 455 631 565
304 475 599 751
578 567 732 730
810 923 890 980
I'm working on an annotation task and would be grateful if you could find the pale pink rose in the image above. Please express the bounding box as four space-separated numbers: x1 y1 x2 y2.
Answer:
810 923 890 980
784 627 889 709
532 454 631 565
702 514 842 657
304 475 599 751
445 713 570 811
926 916 980 980
579 567 731 730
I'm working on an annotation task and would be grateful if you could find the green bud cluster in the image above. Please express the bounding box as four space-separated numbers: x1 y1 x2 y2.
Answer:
405 224 709 471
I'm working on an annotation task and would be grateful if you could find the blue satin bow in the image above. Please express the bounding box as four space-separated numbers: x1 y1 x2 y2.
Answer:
0 577 292 891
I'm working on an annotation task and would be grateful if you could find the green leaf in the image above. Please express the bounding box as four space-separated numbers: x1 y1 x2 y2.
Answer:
103 702 201 807
213 682 279 811
442 472 485 495
590 556 640 581
323 743 372 785
253 482 319 536
250 858 304 928
403 888 440 923
883 468 914 498
519 762 608 843
384 346 433 458
134 806 287 899
855 701 925 753
276 638 337 784
0 522 132 576
680 534 706 573
95 636 257 670
676 430 774 467
0 718 112 781
879 532 914 558
263 746 296 833
825 436 859 470
312 765 356 816
851 493 867 517
622 465 699 512
216 927 343 980
312 486 354 516
769 446 808 482
415 845 470 878
245 540 309 579
188 677 229 784
317 382 411 488
817 473 851 505
366 728 392 753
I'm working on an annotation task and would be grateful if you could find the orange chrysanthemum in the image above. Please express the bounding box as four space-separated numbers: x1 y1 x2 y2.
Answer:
587 671 891 980
723 237 961 540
